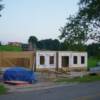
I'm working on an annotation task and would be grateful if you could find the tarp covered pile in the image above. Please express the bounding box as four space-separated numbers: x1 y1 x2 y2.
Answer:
3 67 36 84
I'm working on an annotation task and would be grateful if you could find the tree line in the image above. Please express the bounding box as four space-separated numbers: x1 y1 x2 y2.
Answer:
28 36 100 58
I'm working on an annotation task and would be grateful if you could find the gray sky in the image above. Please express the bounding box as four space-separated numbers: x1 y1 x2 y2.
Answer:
0 0 79 44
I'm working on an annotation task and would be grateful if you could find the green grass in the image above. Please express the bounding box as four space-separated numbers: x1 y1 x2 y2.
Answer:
55 75 100 83
0 85 7 95
88 57 100 68
0 45 22 51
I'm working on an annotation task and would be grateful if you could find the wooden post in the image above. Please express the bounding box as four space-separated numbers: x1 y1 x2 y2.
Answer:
33 46 37 72
33 52 36 72
1 52 3 67
30 53 34 70
0 52 2 67
56 51 59 71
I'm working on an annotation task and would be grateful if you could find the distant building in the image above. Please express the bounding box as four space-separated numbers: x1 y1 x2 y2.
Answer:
8 42 21 47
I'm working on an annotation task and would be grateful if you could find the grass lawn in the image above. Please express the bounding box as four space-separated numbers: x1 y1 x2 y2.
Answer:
0 85 7 95
0 45 22 51
54 75 100 83
88 57 100 68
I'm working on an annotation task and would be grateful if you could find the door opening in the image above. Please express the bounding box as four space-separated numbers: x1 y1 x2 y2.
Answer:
62 56 69 67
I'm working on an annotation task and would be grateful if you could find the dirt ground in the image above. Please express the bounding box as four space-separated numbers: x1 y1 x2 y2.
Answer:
0 71 88 93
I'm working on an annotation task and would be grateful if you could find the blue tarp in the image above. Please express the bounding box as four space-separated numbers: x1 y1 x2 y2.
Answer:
3 67 36 83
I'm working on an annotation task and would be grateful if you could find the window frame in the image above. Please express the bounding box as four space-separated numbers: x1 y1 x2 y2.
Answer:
49 56 54 65
40 56 45 65
73 56 78 64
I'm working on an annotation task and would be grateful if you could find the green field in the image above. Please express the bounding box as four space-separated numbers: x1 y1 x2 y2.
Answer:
0 45 22 51
88 57 100 68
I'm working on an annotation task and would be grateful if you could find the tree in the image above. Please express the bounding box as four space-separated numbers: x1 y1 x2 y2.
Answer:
37 39 56 50
87 43 100 58
60 15 88 51
37 39 60 50
28 36 38 44
60 0 100 51
60 41 69 51
0 0 3 17
0 41 2 46
78 0 100 43
28 36 38 50
78 0 100 21
53 39 60 50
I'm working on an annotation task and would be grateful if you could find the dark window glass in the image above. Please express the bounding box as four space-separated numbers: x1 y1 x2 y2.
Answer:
81 56 85 64
40 56 45 65
73 56 77 64
49 56 54 64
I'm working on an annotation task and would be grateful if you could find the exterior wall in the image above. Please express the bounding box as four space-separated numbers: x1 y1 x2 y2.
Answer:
58 51 87 68
36 51 56 69
58 51 72 68
36 51 87 69
71 52 87 68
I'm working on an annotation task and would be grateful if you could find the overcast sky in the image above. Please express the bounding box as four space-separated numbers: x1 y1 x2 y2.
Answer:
0 0 79 44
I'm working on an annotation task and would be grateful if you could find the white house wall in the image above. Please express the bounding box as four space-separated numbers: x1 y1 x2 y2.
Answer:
58 51 72 68
36 51 56 69
71 52 87 68
36 51 87 69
